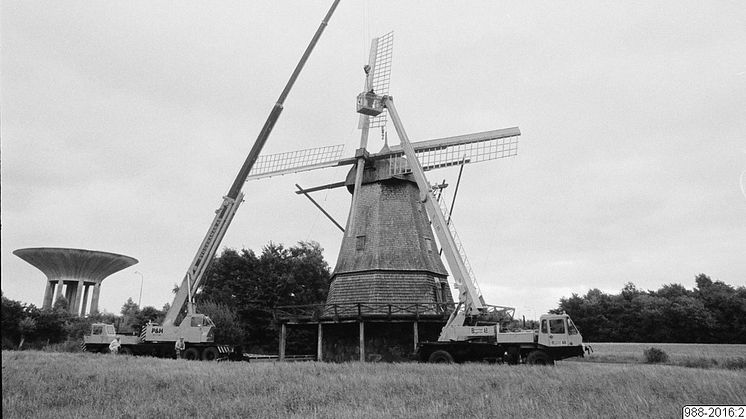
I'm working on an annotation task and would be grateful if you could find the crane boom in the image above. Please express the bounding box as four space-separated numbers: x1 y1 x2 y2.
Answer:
163 0 341 326
383 96 484 325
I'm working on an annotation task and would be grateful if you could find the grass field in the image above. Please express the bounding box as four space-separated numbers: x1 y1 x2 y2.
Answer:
574 342 746 368
3 350 746 419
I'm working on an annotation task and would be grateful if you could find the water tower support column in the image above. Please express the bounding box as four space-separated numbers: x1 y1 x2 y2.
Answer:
55 277 64 305
73 279 84 315
42 282 54 309
80 284 91 316
90 282 101 314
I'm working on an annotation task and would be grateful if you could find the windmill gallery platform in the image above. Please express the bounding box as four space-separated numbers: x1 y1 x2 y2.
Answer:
13 247 138 316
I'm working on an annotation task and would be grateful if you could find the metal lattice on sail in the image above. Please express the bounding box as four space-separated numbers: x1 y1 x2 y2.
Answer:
247 144 345 180
388 128 520 176
365 31 394 130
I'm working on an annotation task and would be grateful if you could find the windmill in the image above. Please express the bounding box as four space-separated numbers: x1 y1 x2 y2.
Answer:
247 33 520 319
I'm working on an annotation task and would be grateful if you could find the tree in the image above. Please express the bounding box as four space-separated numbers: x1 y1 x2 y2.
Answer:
555 275 746 343
52 296 69 312
198 300 245 344
695 274 746 343
1 293 24 348
198 241 332 352
134 306 166 329
119 297 141 333
18 317 37 349
120 297 139 316
33 306 72 346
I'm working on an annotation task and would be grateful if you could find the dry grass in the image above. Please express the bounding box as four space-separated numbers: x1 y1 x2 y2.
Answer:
3 350 746 418
576 342 746 369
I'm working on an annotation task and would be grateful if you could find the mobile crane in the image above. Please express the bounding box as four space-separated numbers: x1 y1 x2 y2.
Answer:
358 93 588 365
82 0 341 360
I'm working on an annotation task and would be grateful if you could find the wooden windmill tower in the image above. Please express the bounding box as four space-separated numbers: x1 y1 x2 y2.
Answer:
247 33 520 324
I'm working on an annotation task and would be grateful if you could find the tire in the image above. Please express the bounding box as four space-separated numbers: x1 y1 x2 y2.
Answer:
201 347 219 361
119 347 133 356
183 347 200 360
526 350 554 366
428 350 454 364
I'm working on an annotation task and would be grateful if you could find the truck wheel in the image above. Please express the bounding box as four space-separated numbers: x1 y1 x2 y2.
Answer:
119 347 133 356
526 350 554 366
201 347 219 361
183 348 200 360
428 350 454 364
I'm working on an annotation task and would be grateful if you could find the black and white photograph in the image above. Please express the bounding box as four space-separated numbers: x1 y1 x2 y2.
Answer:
2 1 745 417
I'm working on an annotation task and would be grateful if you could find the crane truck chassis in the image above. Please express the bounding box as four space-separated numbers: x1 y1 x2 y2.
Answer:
417 312 587 365
82 315 235 361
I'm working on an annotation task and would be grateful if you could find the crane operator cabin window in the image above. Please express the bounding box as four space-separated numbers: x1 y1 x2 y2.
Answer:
568 318 579 335
549 318 566 334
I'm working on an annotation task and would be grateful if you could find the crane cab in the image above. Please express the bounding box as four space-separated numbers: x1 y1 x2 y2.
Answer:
537 314 583 348
177 313 216 343
83 323 118 345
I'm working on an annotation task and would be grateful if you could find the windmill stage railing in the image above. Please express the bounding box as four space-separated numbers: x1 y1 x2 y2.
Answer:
275 301 516 324
275 301 456 323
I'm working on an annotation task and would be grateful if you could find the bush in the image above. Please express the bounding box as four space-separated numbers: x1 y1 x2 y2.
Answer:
2 336 17 350
643 347 669 364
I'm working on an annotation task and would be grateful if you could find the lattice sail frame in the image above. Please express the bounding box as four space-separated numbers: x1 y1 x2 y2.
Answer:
247 144 345 180
388 134 519 176
359 31 394 130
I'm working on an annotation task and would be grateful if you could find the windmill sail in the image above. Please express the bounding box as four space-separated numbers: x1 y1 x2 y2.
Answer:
387 127 520 176
246 144 345 180
359 31 394 130
244 127 519 181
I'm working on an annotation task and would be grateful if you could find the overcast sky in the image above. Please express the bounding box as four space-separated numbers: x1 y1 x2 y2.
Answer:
2 1 745 320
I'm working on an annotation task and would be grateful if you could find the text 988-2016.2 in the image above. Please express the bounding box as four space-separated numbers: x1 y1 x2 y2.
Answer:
683 406 745 419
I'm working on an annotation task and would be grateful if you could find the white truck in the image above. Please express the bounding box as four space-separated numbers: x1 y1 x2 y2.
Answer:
417 313 586 365
82 316 232 360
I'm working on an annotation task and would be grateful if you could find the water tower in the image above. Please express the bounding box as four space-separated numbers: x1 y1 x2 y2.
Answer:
13 247 138 316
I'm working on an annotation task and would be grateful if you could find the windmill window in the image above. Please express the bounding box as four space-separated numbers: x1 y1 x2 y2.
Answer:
424 237 433 253
356 235 366 251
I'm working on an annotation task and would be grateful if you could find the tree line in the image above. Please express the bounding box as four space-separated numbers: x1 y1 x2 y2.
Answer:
4 243 744 350
552 274 746 343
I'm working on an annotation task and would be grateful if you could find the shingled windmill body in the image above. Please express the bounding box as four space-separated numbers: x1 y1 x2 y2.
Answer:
327 148 454 313
247 33 520 361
